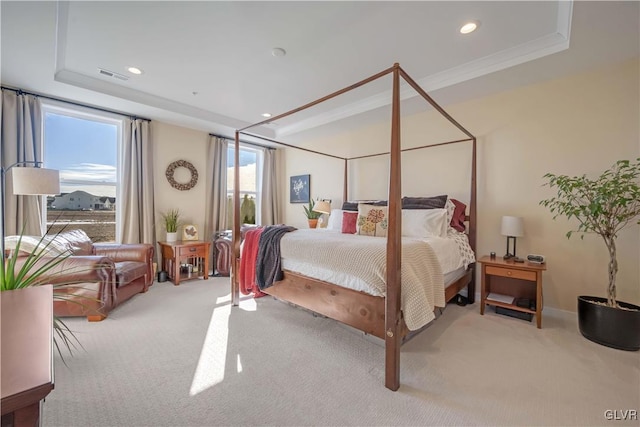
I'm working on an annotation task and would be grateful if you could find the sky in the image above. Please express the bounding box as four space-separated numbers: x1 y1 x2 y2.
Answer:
44 113 117 197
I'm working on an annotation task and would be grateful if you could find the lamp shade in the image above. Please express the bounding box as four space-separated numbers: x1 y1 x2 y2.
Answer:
501 216 524 237
312 200 332 215
11 167 60 195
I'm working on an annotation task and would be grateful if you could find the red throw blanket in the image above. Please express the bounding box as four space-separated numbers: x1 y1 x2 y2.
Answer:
239 227 267 298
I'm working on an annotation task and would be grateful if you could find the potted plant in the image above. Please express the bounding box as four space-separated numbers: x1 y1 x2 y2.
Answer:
303 199 322 229
1 232 83 361
161 209 180 241
540 158 640 350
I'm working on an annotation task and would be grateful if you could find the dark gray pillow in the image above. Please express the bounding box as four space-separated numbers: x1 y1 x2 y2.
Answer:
401 195 447 210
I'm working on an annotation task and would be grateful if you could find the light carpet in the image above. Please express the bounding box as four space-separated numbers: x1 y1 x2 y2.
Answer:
44 278 639 427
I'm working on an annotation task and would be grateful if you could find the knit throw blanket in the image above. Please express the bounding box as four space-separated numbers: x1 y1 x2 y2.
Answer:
256 225 297 290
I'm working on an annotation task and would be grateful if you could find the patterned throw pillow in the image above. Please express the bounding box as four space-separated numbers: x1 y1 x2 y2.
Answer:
341 212 358 234
357 204 388 237
342 200 387 211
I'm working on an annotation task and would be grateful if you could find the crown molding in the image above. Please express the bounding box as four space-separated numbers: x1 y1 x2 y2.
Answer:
53 2 273 137
277 1 573 138
52 1 572 140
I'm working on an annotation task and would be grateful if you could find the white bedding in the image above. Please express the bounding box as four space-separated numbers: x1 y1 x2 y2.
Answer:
280 229 475 330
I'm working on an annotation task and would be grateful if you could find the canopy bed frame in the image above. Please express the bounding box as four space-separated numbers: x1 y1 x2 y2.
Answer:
231 63 476 391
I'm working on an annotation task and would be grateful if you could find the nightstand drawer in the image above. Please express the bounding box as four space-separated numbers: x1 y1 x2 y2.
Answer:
178 245 206 257
486 265 536 281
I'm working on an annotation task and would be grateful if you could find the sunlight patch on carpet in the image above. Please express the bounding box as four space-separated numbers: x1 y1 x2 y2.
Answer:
239 297 257 311
189 295 231 396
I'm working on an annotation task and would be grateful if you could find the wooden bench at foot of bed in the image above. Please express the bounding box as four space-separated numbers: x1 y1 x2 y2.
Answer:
262 266 475 341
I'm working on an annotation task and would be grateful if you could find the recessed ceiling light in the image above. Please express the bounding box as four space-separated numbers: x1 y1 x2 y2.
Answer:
460 21 479 34
262 113 272 118
271 48 286 57
127 67 143 75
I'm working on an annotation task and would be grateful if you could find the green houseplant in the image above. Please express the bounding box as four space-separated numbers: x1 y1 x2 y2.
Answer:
303 199 322 228
161 208 180 241
540 158 640 350
1 232 83 361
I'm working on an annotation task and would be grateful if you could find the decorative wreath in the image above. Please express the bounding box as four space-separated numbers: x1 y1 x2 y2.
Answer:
165 160 198 191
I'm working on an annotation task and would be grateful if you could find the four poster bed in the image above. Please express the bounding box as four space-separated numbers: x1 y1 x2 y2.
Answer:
231 63 477 391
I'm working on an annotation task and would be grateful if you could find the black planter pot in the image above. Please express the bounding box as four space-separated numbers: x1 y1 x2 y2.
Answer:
578 296 640 351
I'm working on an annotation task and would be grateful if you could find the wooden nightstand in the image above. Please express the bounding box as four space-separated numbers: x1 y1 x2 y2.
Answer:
478 256 547 328
158 240 211 285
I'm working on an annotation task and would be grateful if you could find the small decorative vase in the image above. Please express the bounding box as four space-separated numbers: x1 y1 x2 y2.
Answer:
308 219 318 229
166 231 178 242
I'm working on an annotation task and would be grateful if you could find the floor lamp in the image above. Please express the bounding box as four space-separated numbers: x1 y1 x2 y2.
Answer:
1 162 60 264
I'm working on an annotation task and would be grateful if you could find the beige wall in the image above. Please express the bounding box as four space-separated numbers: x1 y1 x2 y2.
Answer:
152 121 209 242
282 58 640 312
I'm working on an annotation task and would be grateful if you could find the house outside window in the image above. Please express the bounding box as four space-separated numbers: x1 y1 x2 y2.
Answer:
226 145 263 226
43 102 122 242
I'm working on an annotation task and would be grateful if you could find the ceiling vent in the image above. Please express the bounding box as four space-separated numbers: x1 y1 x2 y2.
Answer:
97 68 129 81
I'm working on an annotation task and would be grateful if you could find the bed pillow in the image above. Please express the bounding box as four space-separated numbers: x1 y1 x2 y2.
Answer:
341 212 358 234
401 195 447 210
356 204 388 237
450 199 467 232
402 208 448 238
326 209 344 231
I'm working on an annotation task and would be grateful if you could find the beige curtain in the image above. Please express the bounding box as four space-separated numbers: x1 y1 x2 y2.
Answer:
118 119 155 244
1 90 45 236
204 136 228 241
260 147 281 225
204 136 228 273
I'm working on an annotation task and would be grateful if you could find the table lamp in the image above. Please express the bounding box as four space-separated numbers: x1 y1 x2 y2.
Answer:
312 200 332 228
501 215 524 259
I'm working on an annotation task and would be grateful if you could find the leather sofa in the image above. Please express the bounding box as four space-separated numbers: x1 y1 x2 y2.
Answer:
9 230 154 321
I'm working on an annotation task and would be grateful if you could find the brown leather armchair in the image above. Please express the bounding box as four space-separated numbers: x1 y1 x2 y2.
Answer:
9 230 154 321
214 236 231 276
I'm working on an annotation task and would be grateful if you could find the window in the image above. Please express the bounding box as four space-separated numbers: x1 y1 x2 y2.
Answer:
43 103 122 242
226 145 263 226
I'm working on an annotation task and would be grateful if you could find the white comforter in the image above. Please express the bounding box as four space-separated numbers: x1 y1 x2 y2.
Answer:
280 229 470 330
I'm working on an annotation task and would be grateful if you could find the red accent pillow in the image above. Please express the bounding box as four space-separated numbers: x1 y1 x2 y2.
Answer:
342 212 358 234
450 199 467 232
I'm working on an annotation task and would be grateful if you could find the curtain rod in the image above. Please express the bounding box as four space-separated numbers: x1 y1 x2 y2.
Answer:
1 86 152 122
209 132 274 150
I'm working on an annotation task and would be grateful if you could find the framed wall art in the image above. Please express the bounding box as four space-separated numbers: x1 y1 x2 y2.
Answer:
290 174 310 204
182 224 199 241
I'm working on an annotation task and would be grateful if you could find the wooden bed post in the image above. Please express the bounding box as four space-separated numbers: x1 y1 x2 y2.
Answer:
385 63 402 391
467 137 477 304
343 159 348 204
231 130 241 306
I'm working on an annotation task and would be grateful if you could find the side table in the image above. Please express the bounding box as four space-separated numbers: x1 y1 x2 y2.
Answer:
1 285 54 426
158 240 211 285
478 255 547 328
